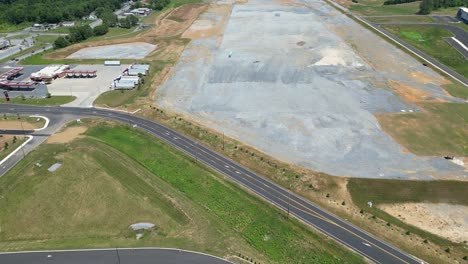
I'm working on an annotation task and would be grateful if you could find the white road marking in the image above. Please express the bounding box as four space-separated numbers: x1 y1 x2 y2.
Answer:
362 242 371 247
224 165 229 168
235 171 241 174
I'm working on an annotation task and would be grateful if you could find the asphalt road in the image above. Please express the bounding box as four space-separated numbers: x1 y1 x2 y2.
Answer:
0 104 424 264
327 0 467 87
0 248 231 264
370 22 468 86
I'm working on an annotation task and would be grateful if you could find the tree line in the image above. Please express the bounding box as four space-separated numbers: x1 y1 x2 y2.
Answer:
0 0 125 24
53 11 139 48
419 0 466 14
382 0 466 14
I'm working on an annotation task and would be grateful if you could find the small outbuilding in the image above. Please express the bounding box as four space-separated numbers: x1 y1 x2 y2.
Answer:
457 7 468 23
104 60 121 66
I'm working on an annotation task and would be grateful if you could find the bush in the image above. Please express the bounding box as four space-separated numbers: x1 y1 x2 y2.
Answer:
46 92 51 98
445 248 450 253
53 36 70 49
93 24 109 36
462 256 467 260
405 231 411 235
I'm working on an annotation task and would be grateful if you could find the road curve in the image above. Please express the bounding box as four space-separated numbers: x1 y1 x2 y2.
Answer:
0 104 423 264
0 248 232 264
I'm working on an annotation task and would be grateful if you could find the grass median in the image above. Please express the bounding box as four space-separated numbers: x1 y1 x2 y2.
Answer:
2 96 76 106
382 25 468 79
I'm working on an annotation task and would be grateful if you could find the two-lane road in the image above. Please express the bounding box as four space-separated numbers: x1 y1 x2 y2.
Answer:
0 104 423 264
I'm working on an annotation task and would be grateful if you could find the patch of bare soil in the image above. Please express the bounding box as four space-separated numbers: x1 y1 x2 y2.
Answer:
388 80 445 103
45 4 207 60
0 121 36 130
379 203 468 243
142 4 207 38
409 71 449 85
47 126 87 144
182 4 232 39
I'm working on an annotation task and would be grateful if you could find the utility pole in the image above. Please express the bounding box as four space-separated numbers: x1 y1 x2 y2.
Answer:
222 132 225 151
115 248 121 264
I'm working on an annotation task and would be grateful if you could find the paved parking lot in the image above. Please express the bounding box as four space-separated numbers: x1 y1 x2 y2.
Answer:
47 64 128 107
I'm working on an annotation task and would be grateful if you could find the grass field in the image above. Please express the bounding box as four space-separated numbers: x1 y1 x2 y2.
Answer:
3 96 76 106
347 178 468 246
0 136 27 161
383 25 468 79
365 15 435 23
376 102 467 156
442 82 468 99
349 0 420 16
0 122 363 263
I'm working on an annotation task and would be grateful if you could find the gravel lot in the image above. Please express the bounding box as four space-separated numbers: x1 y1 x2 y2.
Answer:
67 42 156 59
155 0 466 179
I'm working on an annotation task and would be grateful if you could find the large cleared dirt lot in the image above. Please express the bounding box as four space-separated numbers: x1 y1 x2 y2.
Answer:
156 0 466 179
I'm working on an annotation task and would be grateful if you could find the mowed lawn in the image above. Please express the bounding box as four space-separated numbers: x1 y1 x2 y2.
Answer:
3 96 76 106
376 103 468 156
383 25 468 79
349 0 420 16
0 123 364 263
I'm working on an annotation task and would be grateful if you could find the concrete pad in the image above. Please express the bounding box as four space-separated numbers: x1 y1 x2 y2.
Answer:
47 64 129 107
156 0 466 179
67 42 156 59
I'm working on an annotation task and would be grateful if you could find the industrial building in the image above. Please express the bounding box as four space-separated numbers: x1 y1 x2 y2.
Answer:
104 60 121 66
457 7 468 23
111 64 149 90
64 70 97 78
30 65 70 83
124 63 150 76
129 8 151 16
0 67 48 99
0 38 10 50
